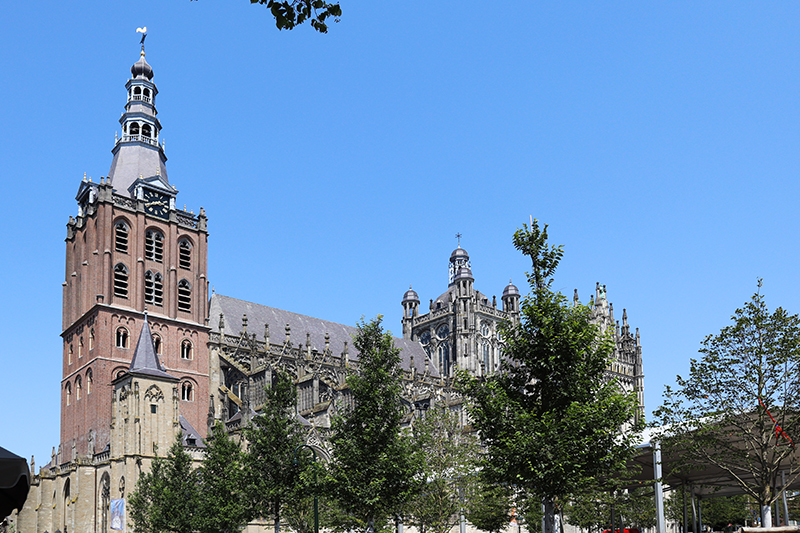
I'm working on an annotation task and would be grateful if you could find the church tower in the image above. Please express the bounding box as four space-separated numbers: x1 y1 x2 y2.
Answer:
60 43 210 463
403 244 518 379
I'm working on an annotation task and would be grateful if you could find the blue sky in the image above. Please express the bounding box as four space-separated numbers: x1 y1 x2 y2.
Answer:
2 1 800 465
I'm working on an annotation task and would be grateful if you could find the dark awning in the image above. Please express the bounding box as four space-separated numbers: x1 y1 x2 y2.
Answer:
0 447 30 519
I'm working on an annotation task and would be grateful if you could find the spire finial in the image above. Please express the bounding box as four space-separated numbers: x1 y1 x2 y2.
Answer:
455 232 462 247
136 27 147 55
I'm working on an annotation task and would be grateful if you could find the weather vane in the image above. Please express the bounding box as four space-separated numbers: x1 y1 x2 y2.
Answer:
455 232 462 246
136 26 147 50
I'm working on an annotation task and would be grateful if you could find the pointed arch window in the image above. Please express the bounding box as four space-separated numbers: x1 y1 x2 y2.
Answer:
178 280 191 312
115 222 129 253
179 239 192 270
66 382 72 406
181 339 193 360
145 230 164 263
86 369 93 395
89 328 95 350
152 334 162 355
78 337 84 359
144 271 164 307
68 344 73 365
116 327 129 349
113 263 129 298
76 376 82 401
438 343 450 377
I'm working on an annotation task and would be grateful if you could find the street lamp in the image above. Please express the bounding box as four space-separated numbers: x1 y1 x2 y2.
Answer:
293 444 319 533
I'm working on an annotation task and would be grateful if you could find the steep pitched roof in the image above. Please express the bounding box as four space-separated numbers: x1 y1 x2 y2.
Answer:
209 294 439 377
129 315 176 380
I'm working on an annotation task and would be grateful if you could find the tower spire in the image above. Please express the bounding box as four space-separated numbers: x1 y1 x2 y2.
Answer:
106 34 173 201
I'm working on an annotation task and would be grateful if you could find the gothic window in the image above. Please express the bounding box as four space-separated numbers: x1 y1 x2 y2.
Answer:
144 271 164 306
113 263 129 298
68 344 73 365
76 376 82 401
145 230 164 263
480 322 490 337
178 239 192 270
438 343 450 377
116 327 129 349
482 340 490 371
66 382 72 406
181 339 193 360
152 334 162 355
86 369 93 395
100 473 110 533
178 280 191 312
142 124 152 138
181 382 193 401
115 221 129 253
78 337 84 359
89 328 94 350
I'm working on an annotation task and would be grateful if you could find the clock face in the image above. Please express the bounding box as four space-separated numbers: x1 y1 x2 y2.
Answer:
143 190 169 219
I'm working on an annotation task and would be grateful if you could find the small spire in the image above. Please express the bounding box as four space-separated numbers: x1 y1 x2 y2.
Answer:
83 172 87 182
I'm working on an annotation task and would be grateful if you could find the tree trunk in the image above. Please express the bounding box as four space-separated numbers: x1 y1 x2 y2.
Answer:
367 517 375 533
543 497 557 533
275 505 281 533
762 503 773 528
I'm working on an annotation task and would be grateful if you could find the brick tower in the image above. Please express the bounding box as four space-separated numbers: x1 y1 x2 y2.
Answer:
60 42 210 463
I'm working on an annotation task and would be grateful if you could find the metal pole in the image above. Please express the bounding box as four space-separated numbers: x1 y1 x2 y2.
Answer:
691 484 698 533
697 496 703 533
783 470 791 526
653 440 666 533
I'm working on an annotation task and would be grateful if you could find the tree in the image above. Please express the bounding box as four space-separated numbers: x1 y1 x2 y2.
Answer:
196 422 250 533
653 282 800 527
464 482 514 533
243 369 308 533
565 488 656 533
326 316 423 533
458 220 642 533
128 435 198 533
407 407 480 533
191 0 342 33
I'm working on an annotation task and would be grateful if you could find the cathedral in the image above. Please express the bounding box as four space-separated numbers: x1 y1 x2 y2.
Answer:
14 44 644 533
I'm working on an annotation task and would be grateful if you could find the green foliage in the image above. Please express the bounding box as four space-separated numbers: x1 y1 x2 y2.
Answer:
128 435 198 533
255 0 341 32
196 422 249 533
407 407 480 533
327 316 424 533
665 489 751 531
565 488 656 533
243 369 308 532
653 283 800 518
464 482 513 533
459 220 641 533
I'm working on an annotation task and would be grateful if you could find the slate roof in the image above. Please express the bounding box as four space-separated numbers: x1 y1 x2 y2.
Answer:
209 294 438 377
129 315 176 381
179 415 206 448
